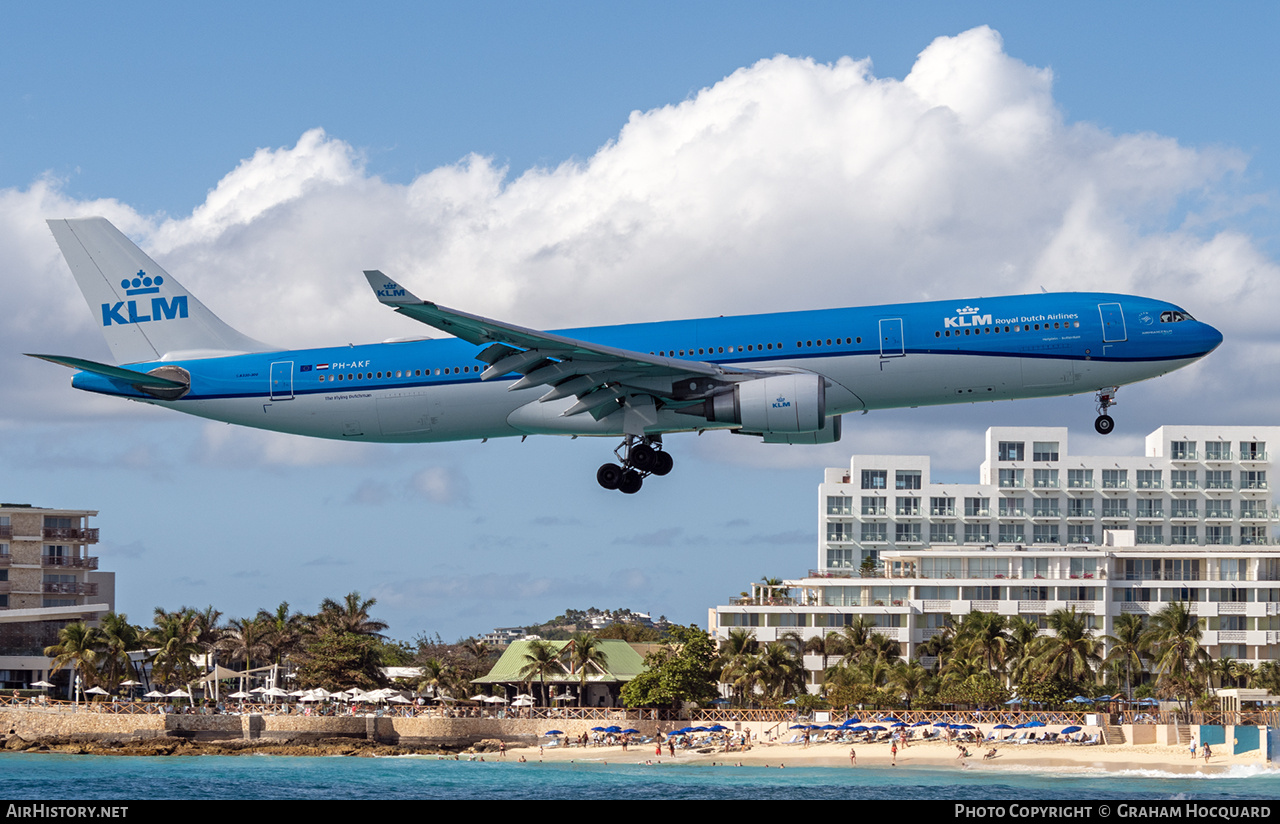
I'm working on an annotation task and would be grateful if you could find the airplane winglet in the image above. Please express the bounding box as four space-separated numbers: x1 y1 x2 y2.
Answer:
363 271 425 305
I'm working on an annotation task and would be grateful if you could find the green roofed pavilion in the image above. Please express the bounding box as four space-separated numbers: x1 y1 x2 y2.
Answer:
472 639 648 708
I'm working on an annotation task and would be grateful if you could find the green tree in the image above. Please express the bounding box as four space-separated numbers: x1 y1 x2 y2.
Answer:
563 633 609 707
621 624 718 709
44 621 101 696
518 639 563 706
315 592 389 638
294 630 388 691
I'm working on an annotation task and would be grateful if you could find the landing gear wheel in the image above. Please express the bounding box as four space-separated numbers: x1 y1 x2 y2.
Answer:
629 443 656 472
651 450 674 476
597 463 623 490
618 470 643 494
1094 415 1114 435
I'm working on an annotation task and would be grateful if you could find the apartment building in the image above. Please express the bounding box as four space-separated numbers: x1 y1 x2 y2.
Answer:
709 426 1280 685
0 503 114 690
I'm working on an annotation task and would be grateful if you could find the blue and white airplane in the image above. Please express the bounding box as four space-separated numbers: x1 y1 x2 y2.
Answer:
33 217 1222 493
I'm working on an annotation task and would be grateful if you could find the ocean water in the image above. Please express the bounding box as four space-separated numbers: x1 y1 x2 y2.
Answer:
1 753 1277 800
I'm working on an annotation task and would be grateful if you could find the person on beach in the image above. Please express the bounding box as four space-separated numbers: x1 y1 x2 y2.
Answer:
890 741 897 766
1203 743 1211 762
849 747 856 766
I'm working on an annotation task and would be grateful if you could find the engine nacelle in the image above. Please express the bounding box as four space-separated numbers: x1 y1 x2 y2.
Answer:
706 373 826 433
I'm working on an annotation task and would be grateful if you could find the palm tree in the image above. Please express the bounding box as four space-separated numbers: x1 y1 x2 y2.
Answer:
315 592 389 638
95 612 143 692
258 601 307 669
889 659 932 709
1143 602 1209 711
218 616 271 678
44 621 101 698
563 633 609 706
955 612 1012 679
146 608 203 691
754 641 806 702
518 639 562 706
1102 613 1147 700
718 629 759 707
1032 608 1102 689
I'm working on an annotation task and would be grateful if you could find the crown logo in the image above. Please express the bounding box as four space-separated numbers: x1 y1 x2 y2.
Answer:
956 305 980 314
121 270 163 296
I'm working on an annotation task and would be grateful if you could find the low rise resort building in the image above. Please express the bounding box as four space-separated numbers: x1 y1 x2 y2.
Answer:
0 503 114 691
709 426 1280 690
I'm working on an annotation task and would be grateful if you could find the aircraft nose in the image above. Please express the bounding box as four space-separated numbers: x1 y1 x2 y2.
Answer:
1198 321 1224 356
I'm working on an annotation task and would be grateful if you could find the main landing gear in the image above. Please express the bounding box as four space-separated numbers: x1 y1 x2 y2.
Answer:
1094 387 1118 435
597 435 674 494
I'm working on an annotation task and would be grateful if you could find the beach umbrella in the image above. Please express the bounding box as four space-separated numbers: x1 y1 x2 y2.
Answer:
994 724 1013 729
1061 726 1082 734
32 680 54 689
544 730 564 736
85 686 109 695
912 721 931 727
1068 696 1093 703
623 729 641 734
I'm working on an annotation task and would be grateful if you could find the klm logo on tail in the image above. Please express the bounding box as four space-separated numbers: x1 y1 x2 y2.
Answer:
101 270 188 327
375 281 406 299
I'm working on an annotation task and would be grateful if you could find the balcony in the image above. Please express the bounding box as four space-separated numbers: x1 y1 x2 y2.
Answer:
1240 451 1268 463
41 555 98 569
42 527 99 543
42 582 98 596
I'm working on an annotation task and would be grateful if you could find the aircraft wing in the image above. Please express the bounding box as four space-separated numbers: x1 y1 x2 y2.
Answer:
363 271 768 422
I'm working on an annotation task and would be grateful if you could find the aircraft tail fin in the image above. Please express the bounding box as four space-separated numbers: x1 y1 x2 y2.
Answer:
47 217 275 364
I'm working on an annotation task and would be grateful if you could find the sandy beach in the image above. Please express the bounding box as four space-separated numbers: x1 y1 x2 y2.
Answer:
510 736 1268 775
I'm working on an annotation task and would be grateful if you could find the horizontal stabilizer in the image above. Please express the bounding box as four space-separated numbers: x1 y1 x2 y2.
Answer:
26 354 188 389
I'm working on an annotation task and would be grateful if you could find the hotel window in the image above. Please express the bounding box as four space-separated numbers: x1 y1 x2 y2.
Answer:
1241 500 1266 518
895 497 921 516
1116 588 1153 602
964 524 991 544
929 523 957 544
1170 525 1197 545
827 522 854 542
1204 525 1232 545
895 523 922 543
999 469 1024 488
1102 470 1127 489
1101 499 1129 518
1067 497 1093 517
1206 470 1232 489
1032 441 1059 462
1018 585 1049 601
1170 440 1195 460
860 523 887 542
1217 559 1245 582
1210 587 1249 602
1205 502 1231 519
1166 558 1201 581
861 470 887 490
1136 499 1162 518
861 497 886 516
1032 524 1060 545
1204 441 1231 461
1124 559 1160 580
895 470 922 490
963 586 1004 601
1240 440 1266 460
964 497 989 517
1241 470 1267 490
1022 558 1049 579
930 497 955 516
1171 499 1198 518
1068 469 1093 489
998 441 1024 461
1136 470 1162 489
826 548 855 570
1032 499 1060 517
1033 469 1059 489
1170 470 1196 489
826 496 853 515
1241 525 1268 545
969 557 1005 578
1067 524 1095 544
920 558 962 578
998 524 1025 544
999 497 1025 517
1162 587 1200 602
1135 525 1163 544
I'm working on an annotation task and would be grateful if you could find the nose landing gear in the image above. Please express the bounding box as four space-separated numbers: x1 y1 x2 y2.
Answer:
1094 388 1118 435
597 435 674 494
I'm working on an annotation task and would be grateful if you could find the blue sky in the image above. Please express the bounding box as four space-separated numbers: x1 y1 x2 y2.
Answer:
3 2 1279 642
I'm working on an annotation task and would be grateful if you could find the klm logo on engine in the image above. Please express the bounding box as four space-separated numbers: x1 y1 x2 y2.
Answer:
101 270 188 326
772 396 792 409
943 304 992 329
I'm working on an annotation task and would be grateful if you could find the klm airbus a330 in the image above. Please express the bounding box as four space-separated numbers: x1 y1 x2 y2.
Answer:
33 217 1222 494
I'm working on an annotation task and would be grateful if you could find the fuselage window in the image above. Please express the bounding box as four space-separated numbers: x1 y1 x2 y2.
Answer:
856 337 861 343
806 340 812 347
935 331 941 338
319 375 325 382
826 339 832 346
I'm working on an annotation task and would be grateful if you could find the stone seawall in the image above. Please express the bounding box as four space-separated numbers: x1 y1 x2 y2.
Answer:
0 708 671 748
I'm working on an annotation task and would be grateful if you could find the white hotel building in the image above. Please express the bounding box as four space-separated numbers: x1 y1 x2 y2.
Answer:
709 426 1280 682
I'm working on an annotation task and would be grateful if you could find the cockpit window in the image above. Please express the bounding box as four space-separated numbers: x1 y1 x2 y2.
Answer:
1160 310 1194 323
